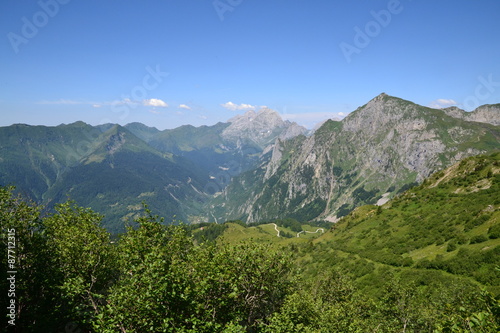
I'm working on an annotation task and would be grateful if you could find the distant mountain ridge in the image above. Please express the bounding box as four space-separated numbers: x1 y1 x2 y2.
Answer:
0 108 305 231
442 104 500 126
1 95 498 231
222 108 308 146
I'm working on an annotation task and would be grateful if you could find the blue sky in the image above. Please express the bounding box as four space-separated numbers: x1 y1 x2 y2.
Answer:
1 0 499 129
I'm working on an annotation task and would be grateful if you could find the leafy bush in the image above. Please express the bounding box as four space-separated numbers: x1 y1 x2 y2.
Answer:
447 240 457 252
470 235 488 244
488 224 500 239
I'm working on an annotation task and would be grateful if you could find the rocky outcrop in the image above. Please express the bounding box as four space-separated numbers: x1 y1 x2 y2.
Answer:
221 108 307 147
213 94 500 223
442 104 500 126
468 104 500 125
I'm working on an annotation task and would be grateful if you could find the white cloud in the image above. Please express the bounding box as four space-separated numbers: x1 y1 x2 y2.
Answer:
179 104 191 110
143 98 168 107
428 98 457 109
338 112 345 116
149 109 161 115
221 101 256 111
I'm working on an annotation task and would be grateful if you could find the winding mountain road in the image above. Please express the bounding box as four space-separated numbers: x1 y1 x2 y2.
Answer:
296 228 324 237
271 223 324 238
272 223 280 237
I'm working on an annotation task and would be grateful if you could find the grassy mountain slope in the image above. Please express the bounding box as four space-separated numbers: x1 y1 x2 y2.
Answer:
304 152 500 293
148 122 230 153
44 125 209 232
0 122 103 201
124 122 161 142
0 113 305 231
0 123 210 232
209 152 500 308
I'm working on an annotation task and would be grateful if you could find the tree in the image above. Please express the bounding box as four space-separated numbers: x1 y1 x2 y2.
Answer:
94 206 295 332
43 201 116 330
0 186 61 332
188 241 294 330
265 269 376 332
93 208 193 332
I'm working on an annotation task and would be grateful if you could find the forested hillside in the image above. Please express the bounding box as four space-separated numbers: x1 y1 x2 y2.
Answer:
2 152 499 332
1 95 498 234
0 109 305 232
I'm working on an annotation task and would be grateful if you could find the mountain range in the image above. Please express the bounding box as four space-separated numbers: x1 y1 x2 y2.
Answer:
0 108 306 232
213 93 499 223
1 93 498 232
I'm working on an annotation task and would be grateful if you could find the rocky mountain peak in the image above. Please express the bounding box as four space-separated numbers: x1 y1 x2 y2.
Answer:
222 108 306 147
467 104 500 126
227 110 257 123
440 104 500 126
216 94 499 224
342 94 418 134
441 106 466 119
373 92 388 101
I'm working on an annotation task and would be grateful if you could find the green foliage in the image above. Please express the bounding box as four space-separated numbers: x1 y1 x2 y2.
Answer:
2 161 500 333
43 202 116 327
0 186 61 331
188 242 294 330
489 223 500 239
191 222 229 243
94 209 194 332
470 234 489 244
265 269 376 332
447 240 458 252
353 186 379 204
337 203 352 218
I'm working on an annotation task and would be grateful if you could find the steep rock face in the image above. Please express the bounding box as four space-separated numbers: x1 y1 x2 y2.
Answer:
341 94 447 182
213 94 500 223
442 104 500 126
442 106 467 119
469 104 500 125
221 108 307 147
